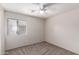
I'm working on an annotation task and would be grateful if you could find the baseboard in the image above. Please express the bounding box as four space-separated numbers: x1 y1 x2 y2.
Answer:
45 41 78 55
6 41 45 51
5 41 78 55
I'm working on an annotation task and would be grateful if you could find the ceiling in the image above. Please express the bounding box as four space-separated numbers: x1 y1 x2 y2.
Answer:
1 3 79 19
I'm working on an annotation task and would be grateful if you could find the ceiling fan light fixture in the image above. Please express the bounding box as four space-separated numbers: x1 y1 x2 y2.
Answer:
40 10 44 14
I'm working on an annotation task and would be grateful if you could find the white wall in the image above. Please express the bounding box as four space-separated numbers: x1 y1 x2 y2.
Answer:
45 8 79 54
5 11 45 50
0 5 5 54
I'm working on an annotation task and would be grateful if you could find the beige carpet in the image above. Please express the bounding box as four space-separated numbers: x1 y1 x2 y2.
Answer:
5 42 77 55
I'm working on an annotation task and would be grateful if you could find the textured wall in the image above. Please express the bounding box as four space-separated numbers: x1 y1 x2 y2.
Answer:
45 8 79 54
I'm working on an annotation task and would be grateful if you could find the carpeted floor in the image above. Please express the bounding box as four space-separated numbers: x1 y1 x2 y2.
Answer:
5 41 77 55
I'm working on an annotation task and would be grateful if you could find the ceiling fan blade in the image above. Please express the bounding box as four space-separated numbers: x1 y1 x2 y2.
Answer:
31 10 38 12
44 3 56 8
31 10 35 12
31 9 40 13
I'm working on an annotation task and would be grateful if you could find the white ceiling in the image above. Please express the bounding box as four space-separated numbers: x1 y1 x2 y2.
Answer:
1 3 79 19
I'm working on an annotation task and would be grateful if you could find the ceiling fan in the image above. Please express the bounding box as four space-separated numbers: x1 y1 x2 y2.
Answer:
31 3 55 14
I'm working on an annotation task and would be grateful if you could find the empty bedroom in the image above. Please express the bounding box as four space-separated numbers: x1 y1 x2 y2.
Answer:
0 3 79 55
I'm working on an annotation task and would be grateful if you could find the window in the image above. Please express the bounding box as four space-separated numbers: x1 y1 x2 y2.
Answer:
7 18 26 35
